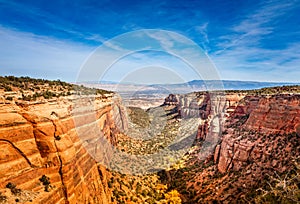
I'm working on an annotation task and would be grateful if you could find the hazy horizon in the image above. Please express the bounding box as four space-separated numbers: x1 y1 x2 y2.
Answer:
1 74 300 85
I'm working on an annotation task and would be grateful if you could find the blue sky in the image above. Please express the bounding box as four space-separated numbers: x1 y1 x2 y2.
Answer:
0 0 299 83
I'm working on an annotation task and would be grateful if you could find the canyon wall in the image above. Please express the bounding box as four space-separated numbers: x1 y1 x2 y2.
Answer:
158 91 300 202
215 94 300 173
0 94 128 203
244 94 300 134
164 92 227 155
163 92 211 119
165 92 300 175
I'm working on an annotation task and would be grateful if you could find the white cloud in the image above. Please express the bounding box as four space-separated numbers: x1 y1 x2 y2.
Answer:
194 22 210 52
216 0 297 53
144 30 175 51
211 43 300 82
210 0 300 82
0 26 94 81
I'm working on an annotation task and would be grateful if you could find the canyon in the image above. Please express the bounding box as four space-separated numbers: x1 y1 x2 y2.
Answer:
162 88 300 203
0 76 299 203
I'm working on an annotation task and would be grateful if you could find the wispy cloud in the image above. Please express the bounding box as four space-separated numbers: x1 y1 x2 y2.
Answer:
0 0 109 45
212 42 300 82
216 0 297 53
78 30 207 83
194 22 210 52
144 30 176 51
210 0 300 82
0 26 93 81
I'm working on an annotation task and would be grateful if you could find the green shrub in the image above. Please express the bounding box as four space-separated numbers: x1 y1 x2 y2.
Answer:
6 182 21 195
4 85 12 92
39 175 51 192
6 182 16 189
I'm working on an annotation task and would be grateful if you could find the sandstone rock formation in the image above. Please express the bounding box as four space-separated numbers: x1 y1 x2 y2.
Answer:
163 89 300 203
244 94 300 134
215 135 255 173
215 94 300 173
163 92 211 119
0 94 128 203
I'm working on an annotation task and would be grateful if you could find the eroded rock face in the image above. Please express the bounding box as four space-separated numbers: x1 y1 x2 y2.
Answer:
0 94 128 203
215 135 255 173
153 91 300 203
215 94 300 173
164 92 211 119
244 94 300 134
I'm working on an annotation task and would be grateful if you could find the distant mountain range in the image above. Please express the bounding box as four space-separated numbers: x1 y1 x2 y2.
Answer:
81 80 299 98
151 80 299 91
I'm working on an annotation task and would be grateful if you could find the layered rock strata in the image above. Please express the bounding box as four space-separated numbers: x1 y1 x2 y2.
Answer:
215 94 300 173
0 94 128 203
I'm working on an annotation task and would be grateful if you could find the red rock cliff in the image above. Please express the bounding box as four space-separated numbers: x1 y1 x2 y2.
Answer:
0 94 128 203
215 94 300 173
244 94 300 134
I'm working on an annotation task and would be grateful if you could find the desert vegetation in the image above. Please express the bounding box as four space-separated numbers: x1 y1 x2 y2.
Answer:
160 130 300 203
225 85 300 95
109 85 300 203
108 170 182 204
0 76 112 102
0 182 38 203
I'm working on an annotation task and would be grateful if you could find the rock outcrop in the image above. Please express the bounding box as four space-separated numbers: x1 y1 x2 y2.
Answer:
215 94 300 173
244 94 300 134
164 92 227 161
0 94 128 203
215 135 255 173
163 92 211 119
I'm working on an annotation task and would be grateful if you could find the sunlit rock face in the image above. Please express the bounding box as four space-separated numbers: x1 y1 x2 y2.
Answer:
0 94 128 203
164 92 211 119
165 92 300 174
215 94 300 173
244 94 300 134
